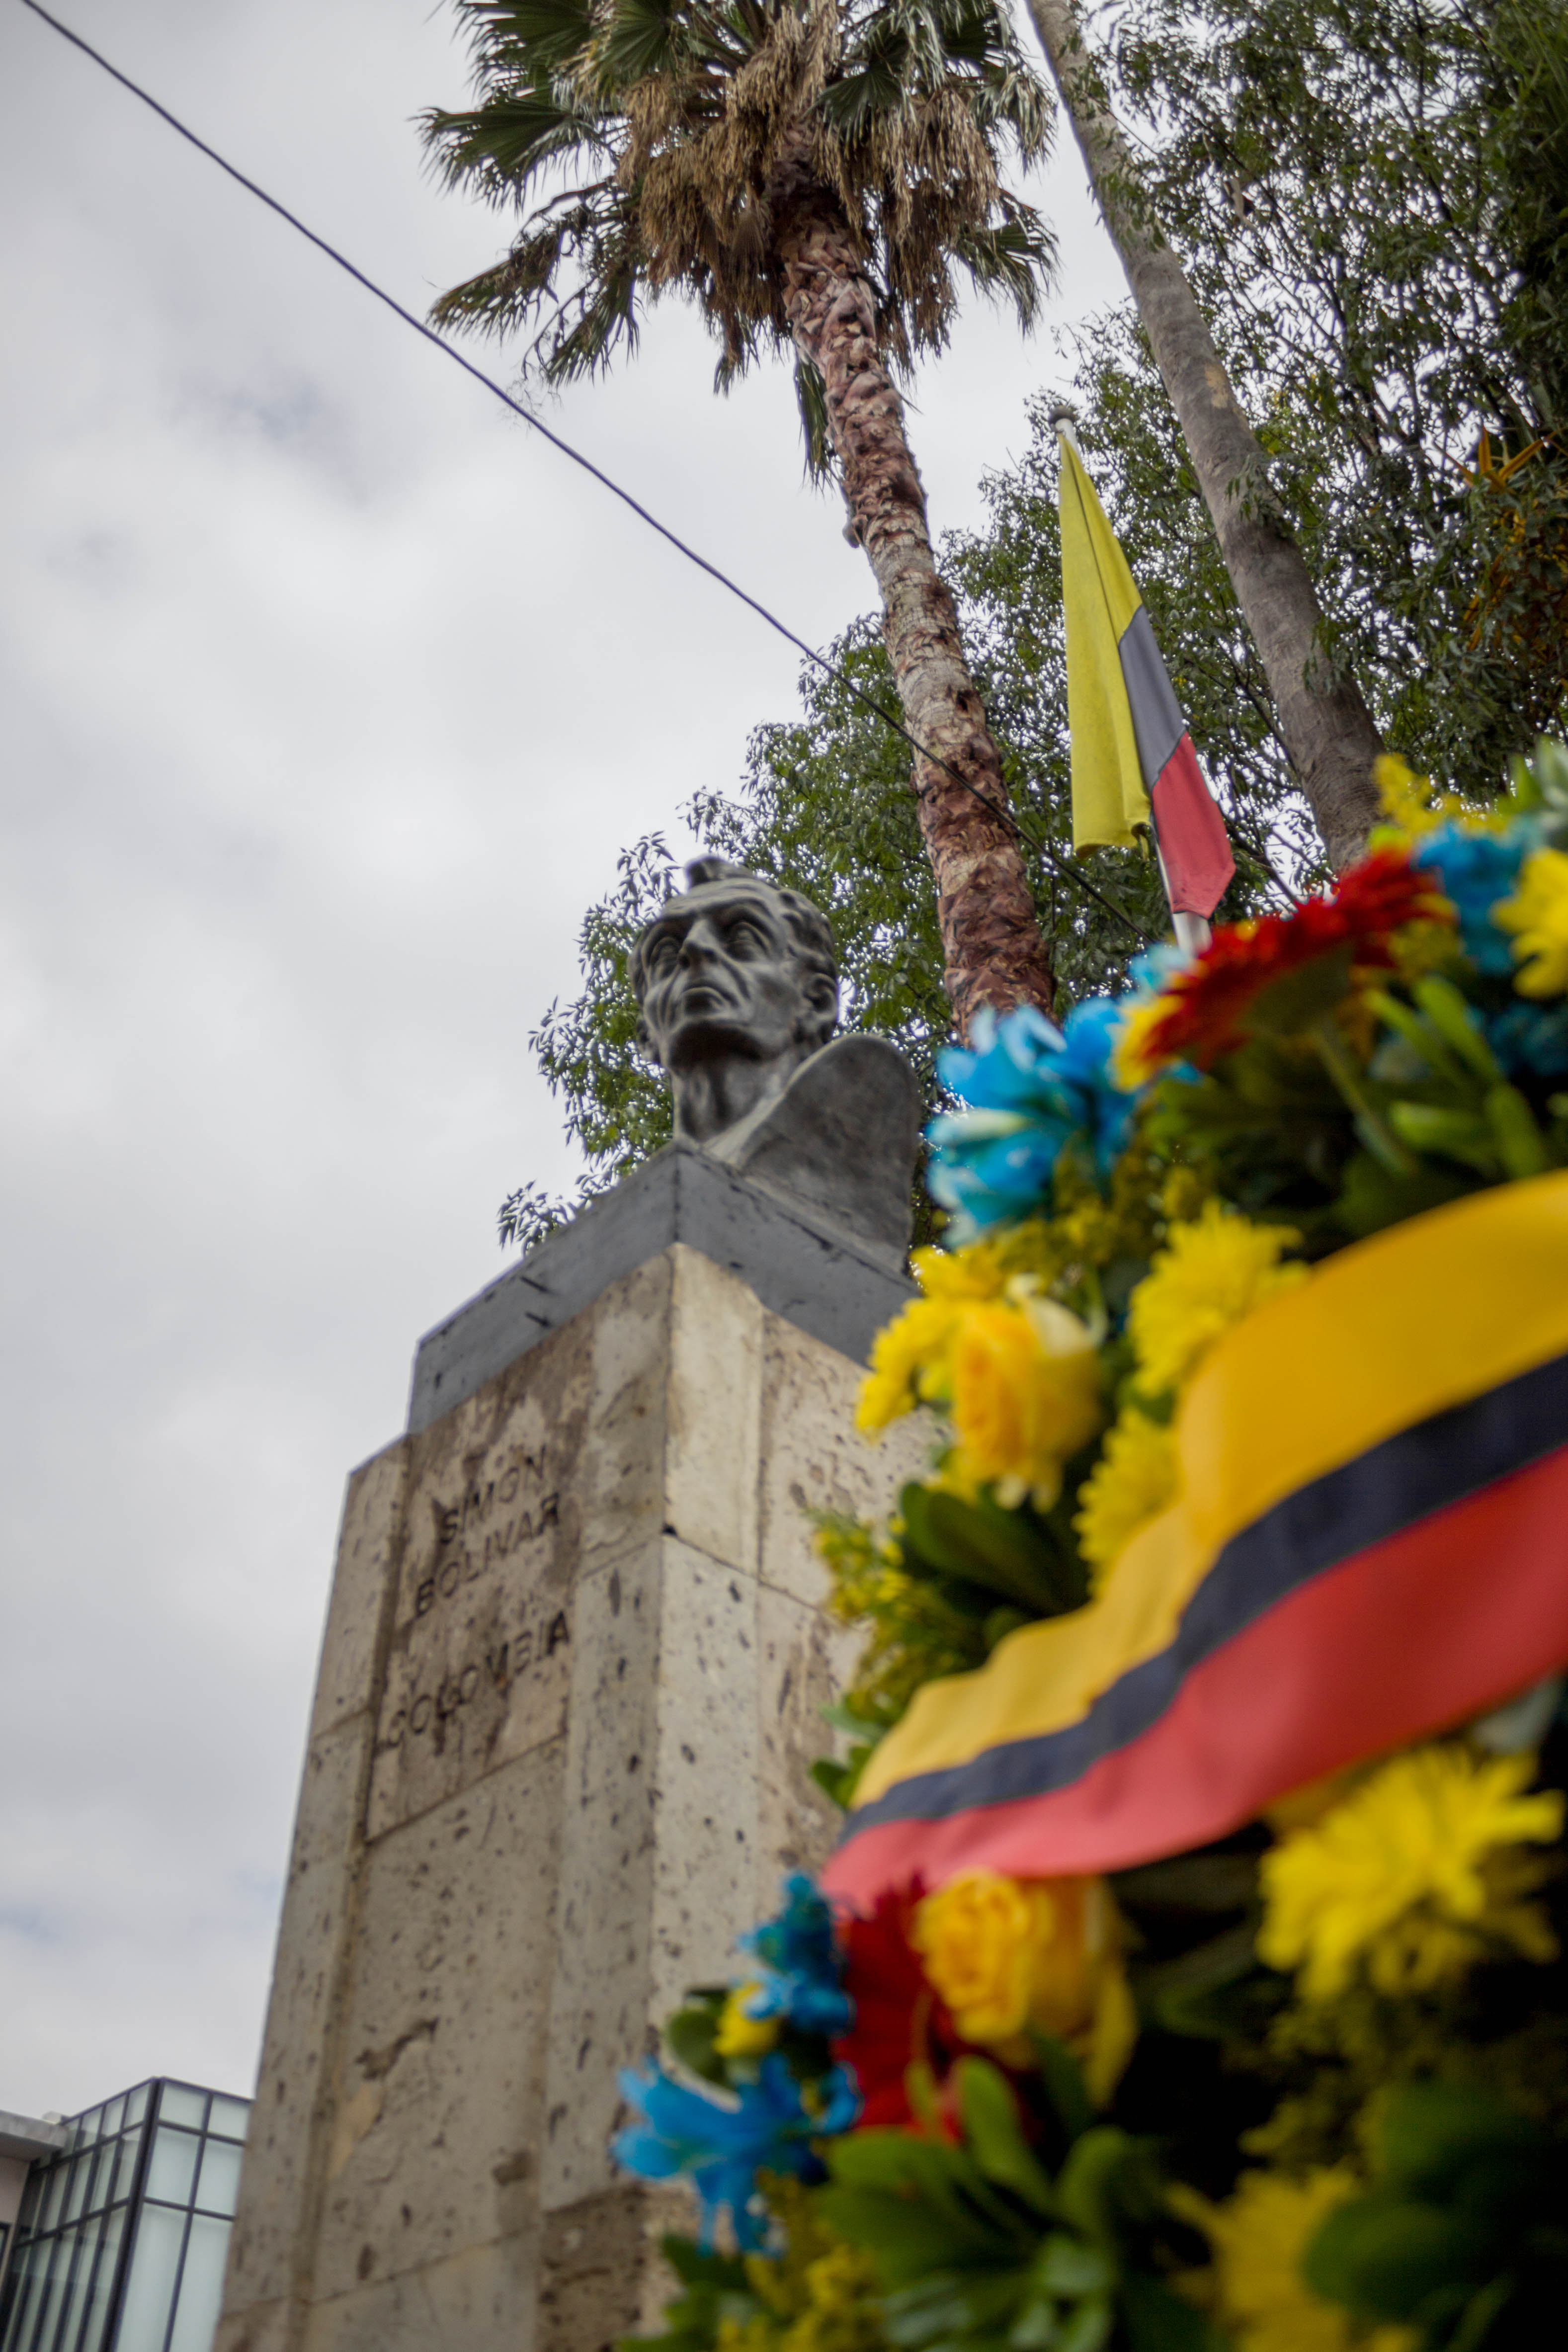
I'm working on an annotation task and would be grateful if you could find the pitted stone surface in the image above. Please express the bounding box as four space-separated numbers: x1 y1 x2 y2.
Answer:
222 1236 931 2352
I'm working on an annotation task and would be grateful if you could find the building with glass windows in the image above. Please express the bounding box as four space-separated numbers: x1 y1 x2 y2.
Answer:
0 2080 251 2352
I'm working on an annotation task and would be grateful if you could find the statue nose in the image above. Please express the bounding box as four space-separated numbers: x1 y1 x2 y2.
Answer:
679 920 724 968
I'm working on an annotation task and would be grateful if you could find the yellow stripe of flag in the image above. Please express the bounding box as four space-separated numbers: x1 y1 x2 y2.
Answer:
1059 432 1151 852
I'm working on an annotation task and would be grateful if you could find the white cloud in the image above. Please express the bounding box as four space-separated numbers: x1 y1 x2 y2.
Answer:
0 0 1123 2113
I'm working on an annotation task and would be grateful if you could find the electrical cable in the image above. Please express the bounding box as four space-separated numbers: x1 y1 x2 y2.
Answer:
19 0 1154 954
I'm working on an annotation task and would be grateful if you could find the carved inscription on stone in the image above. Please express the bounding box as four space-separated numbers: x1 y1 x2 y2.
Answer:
367 1425 574 1841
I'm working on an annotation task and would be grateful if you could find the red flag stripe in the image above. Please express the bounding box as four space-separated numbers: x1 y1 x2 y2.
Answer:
1152 736 1236 916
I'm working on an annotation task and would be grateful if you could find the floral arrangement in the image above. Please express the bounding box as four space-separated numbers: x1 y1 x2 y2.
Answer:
614 743 1568 2352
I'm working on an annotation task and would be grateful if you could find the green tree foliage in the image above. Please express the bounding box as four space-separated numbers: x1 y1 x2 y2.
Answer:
1106 0 1568 790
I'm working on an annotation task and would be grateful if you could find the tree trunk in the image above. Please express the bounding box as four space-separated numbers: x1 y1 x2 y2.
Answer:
1026 0 1384 872
770 164 1056 1033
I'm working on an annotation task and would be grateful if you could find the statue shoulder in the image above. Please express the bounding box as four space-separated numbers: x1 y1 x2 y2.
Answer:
708 1034 922 1265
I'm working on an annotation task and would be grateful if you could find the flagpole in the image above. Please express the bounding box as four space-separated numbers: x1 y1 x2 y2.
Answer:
1049 405 1213 956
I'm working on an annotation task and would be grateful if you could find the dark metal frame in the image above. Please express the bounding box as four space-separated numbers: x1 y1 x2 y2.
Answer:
0 2081 250 2352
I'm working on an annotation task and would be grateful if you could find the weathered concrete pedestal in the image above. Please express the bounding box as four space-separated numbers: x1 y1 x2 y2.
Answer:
218 1147 928 2352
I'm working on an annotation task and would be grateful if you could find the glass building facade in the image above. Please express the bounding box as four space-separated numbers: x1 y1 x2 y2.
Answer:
0 2081 251 2352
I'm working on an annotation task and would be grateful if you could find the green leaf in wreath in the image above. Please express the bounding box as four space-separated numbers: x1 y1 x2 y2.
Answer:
1027 2032 1094 2147
1118 2271 1228 2352
1373 2080 1550 2204
664 1994 731 2087
900 1485 1082 1615
955 2058 1057 2214
1300 2190 1497 2322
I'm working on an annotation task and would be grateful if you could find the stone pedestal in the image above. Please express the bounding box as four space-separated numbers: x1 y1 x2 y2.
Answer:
217 1158 928 2352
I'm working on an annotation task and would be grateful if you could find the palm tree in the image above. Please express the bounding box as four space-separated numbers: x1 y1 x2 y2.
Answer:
423 0 1059 1027
1026 0 1383 869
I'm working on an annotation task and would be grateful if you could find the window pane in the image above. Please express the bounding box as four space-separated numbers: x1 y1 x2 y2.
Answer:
64 2160 92 2226
145 2132 198 2209
193 2144 242 2220
79 2113 103 2147
155 2090 206 2132
165 2217 229 2352
56 2216 103 2352
115 2206 185 2352
17 2165 48 2231
39 2168 69 2235
101 2101 125 2140
25 2226 80 2352
122 2088 149 2128
2 2235 48 2352
76 2208 125 2352
112 2133 143 2204
204 2100 249 2144
83 2148 113 2220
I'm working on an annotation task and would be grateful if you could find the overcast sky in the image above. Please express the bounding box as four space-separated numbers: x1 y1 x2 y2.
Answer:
0 0 1123 2118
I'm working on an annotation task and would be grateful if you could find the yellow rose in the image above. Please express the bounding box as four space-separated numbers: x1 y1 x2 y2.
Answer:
911 1869 1136 2102
947 1299 1103 1510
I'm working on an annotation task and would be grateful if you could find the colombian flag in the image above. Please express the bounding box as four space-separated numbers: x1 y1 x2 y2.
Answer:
1059 429 1235 919
823 1172 1568 1907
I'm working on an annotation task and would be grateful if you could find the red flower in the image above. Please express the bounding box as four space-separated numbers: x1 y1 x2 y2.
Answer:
1137 849 1451 1073
832 1883 1042 2137
832 1883 960 2129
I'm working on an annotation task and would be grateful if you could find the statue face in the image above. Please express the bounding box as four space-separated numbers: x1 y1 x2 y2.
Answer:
636 882 828 1072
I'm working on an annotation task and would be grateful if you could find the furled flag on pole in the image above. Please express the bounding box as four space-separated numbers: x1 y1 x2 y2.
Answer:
1055 415 1236 919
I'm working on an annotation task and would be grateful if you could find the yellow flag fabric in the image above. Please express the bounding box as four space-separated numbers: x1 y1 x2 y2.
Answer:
1059 433 1152 851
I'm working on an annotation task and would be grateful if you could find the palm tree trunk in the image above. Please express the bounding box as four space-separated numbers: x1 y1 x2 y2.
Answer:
1026 0 1384 872
770 164 1056 1033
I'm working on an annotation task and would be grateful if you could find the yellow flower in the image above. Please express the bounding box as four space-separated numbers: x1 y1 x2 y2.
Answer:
786 2243 886 2352
1183 2167 1415 2352
909 1240 1011 1301
856 1297 961 1433
1257 1744 1564 2003
1074 1410 1179 1589
1128 1200 1308 1397
855 1243 1012 1434
733 2188 884 2352
1113 992 1174 1089
911 1870 1137 2102
714 1983 781 2060
947 1297 1103 1510
1496 844 1568 998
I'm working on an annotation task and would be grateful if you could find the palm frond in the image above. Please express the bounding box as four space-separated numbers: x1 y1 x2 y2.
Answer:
421 90 613 199
456 0 599 74
794 351 834 477
817 32 910 135
950 202 1056 327
601 0 688 87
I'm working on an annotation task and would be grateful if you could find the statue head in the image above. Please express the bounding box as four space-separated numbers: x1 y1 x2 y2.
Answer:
630 859 839 1143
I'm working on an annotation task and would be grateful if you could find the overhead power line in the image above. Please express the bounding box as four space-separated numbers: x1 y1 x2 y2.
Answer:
19 0 1153 954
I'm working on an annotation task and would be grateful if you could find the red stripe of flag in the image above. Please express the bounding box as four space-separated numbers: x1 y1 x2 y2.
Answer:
1153 734 1237 917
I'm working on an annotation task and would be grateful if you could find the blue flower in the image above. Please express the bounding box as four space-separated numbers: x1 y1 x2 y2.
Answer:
613 2055 859 2248
1127 944 1191 997
737 1874 853 2037
1485 998 1568 1079
1412 824 1537 976
926 1000 1141 1238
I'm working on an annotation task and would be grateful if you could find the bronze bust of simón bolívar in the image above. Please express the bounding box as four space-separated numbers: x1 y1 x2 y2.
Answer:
629 858 921 1264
